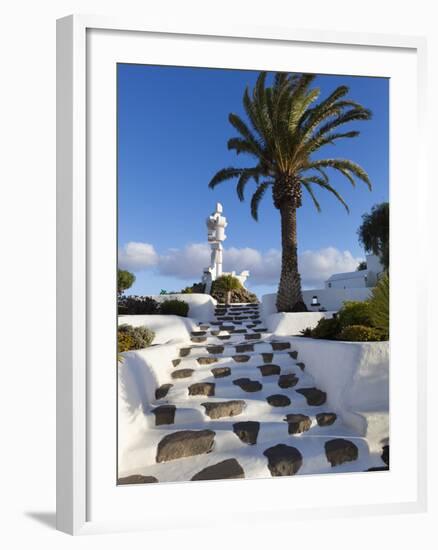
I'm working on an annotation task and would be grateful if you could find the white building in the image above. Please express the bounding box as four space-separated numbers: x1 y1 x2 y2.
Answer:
325 254 384 290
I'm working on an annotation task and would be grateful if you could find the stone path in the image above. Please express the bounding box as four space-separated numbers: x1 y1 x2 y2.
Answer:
119 303 388 484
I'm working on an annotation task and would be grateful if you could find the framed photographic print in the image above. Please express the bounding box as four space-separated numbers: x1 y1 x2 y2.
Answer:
57 15 427 535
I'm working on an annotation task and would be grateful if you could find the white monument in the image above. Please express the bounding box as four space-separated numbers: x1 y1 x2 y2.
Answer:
202 202 249 293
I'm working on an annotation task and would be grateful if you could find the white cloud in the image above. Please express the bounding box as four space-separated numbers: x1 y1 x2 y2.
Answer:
118 241 363 289
118 242 159 271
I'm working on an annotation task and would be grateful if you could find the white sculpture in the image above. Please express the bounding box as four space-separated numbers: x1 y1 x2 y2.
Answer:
202 203 249 293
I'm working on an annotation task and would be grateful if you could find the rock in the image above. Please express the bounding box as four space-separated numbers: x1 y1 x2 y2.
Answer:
211 367 231 378
191 459 245 481
258 364 281 376
284 414 311 434
232 354 250 363
199 324 210 330
262 353 273 363
263 444 303 476
191 336 207 343
316 413 337 426
156 430 215 463
382 445 389 466
235 344 254 353
296 387 327 406
188 383 215 397
245 333 261 340
233 421 260 445
254 328 268 333
278 373 298 388
118 475 158 485
197 356 218 365
207 345 224 355
211 330 220 336
289 351 298 360
202 400 245 419
266 394 291 407
171 368 194 379
155 383 173 400
325 439 359 467
233 378 263 393
152 405 176 425
233 329 247 334
191 331 206 337
172 359 181 367
179 348 191 357
271 342 290 351
218 335 231 340
296 362 305 371
367 466 389 472
221 325 235 331
252 320 262 325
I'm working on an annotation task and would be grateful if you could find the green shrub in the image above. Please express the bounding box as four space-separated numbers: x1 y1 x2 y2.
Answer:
118 324 155 351
310 317 341 339
118 331 135 353
300 327 313 337
337 301 373 329
368 273 389 340
159 298 189 317
181 282 206 294
118 296 160 315
337 324 382 342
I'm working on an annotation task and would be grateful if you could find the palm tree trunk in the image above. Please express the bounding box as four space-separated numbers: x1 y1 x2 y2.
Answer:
276 203 307 312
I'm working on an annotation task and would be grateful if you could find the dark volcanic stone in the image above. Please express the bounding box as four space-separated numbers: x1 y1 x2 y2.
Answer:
152 405 176 425
289 351 298 360
171 368 194 379
316 413 337 426
218 335 231 340
296 387 327 406
263 444 303 476
233 329 247 334
258 364 281 376
202 400 245 419
191 331 206 337
233 421 260 445
296 362 305 371
278 373 299 388
188 382 215 397
211 330 221 336
245 333 261 340
382 445 389 466
367 466 389 472
285 413 311 434
221 325 235 331
172 359 181 367
191 336 207 343
271 342 291 351
179 348 191 357
211 366 231 378
207 345 224 355
199 324 210 330
233 378 263 393
235 344 254 353
254 328 268 333
118 475 158 485
191 459 245 481
197 356 218 365
156 430 215 463
262 353 274 363
266 394 291 407
155 383 173 400
325 438 359 467
232 354 250 363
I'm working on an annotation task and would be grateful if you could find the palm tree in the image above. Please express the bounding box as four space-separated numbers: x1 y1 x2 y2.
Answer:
209 72 372 312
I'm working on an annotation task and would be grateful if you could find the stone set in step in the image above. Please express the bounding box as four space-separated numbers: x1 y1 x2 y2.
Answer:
123 303 372 483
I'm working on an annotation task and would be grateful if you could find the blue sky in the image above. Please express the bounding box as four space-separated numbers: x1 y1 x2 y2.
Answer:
118 64 388 297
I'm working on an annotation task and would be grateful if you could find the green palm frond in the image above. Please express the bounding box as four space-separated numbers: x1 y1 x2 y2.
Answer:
209 71 372 217
251 182 271 220
302 182 322 212
311 180 350 212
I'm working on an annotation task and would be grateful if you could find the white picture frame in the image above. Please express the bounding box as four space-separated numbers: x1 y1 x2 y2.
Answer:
56 14 428 535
